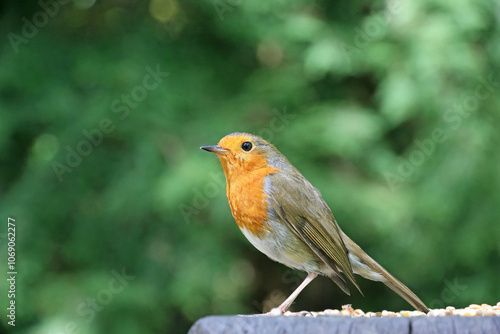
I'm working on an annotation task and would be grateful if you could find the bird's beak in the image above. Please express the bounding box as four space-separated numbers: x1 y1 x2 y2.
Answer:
200 145 229 154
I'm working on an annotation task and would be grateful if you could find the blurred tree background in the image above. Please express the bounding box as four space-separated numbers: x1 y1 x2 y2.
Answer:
1 0 500 332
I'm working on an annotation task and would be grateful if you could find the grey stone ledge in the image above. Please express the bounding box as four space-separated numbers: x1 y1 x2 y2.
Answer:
189 315 500 334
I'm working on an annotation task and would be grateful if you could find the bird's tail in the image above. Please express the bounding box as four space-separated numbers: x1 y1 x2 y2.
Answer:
342 233 430 313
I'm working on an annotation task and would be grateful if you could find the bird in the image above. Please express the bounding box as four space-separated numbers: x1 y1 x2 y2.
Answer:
201 132 429 314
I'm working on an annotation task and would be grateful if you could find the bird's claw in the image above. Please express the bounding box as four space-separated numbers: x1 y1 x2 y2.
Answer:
266 307 284 316
266 308 314 317
298 310 314 317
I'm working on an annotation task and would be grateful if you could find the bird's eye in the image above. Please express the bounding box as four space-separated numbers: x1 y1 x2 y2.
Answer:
241 141 253 152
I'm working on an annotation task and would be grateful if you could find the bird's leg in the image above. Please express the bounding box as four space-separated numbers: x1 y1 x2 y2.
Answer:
267 272 318 315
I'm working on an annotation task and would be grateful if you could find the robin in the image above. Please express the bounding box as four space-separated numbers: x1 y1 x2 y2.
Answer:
201 132 429 314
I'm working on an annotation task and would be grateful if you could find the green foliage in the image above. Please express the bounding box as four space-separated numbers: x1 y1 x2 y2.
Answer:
1 0 499 332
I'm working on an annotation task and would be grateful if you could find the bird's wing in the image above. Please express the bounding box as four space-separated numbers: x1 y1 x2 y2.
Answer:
267 170 361 295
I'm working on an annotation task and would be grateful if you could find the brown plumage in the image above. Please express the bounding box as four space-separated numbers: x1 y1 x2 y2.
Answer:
201 132 429 314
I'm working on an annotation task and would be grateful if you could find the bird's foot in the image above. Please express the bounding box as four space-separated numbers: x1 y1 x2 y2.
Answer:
295 310 314 317
266 308 313 317
266 307 285 316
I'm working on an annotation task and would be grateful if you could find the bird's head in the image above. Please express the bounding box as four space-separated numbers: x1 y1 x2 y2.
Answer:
201 132 284 180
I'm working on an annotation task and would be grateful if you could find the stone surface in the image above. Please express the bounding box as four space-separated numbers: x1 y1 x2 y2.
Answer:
188 315 500 334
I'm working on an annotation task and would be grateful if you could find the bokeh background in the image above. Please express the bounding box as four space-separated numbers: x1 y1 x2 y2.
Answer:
1 0 500 333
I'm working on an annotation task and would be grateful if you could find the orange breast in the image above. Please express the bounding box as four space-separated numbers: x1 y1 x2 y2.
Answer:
227 166 279 237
